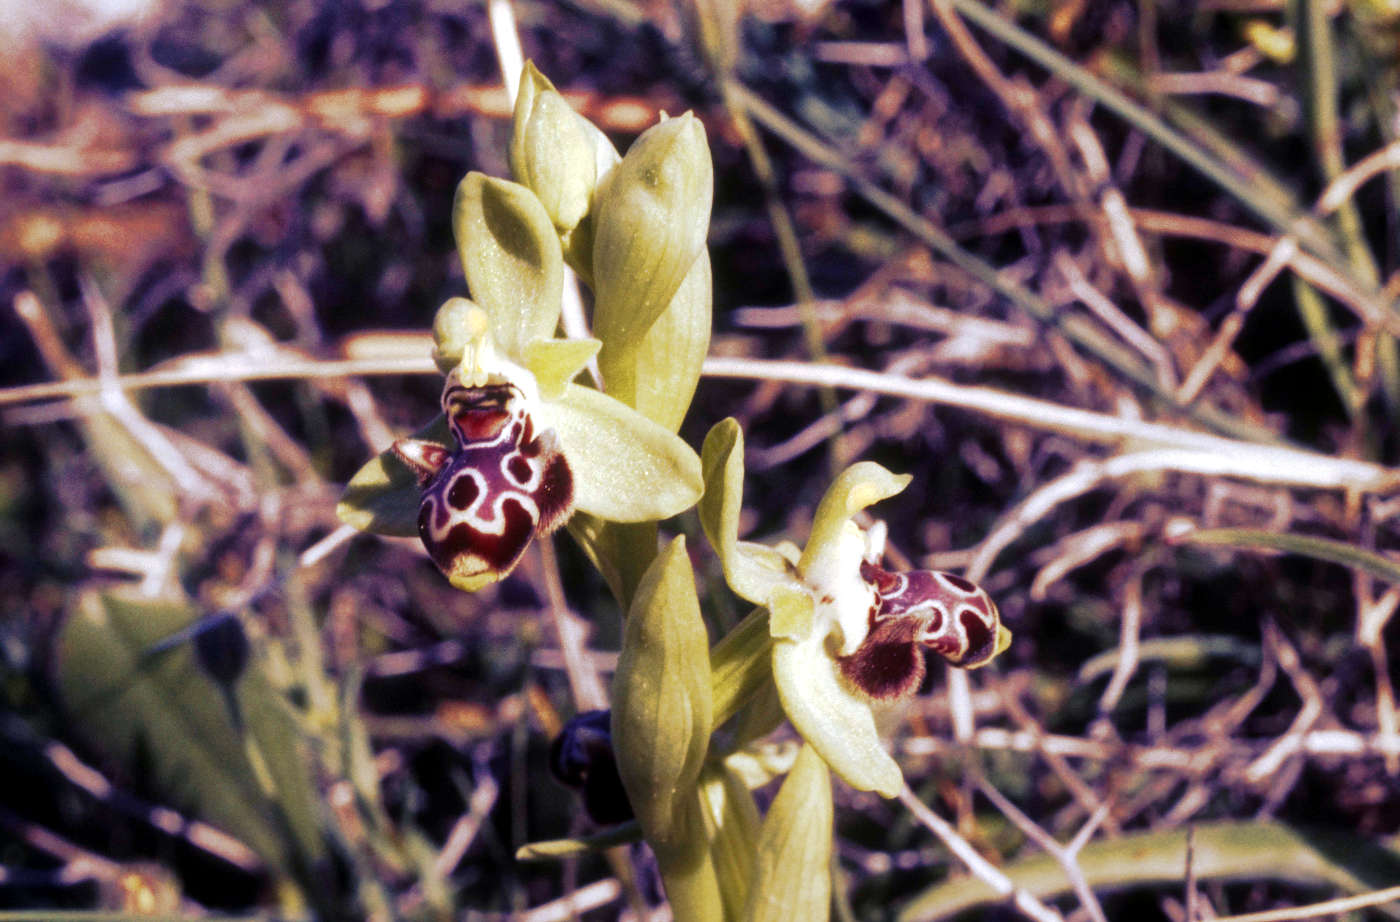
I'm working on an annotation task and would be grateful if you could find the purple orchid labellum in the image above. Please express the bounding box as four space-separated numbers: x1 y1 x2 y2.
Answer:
837 560 1004 701
391 379 573 590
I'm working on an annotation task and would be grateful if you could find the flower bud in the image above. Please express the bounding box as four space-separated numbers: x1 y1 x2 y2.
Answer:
510 62 598 234
600 251 712 432
610 536 713 847
549 710 634 825
591 113 712 362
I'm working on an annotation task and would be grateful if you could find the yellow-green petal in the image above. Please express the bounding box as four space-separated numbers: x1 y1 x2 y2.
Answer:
771 632 903 798
700 418 791 604
539 384 702 522
452 172 563 358
524 336 601 399
766 583 814 642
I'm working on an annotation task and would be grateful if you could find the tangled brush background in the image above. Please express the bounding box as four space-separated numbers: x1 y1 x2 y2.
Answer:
3 0 1400 919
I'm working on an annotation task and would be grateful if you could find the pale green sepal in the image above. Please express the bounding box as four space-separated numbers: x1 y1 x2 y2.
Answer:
799 461 911 576
743 744 834 922
771 634 904 798
523 336 601 399
611 537 714 847
559 117 622 286
591 113 713 358
699 763 761 922
701 418 788 604
510 62 596 233
453 172 563 357
540 384 702 522
337 415 451 537
600 251 711 432
699 417 743 556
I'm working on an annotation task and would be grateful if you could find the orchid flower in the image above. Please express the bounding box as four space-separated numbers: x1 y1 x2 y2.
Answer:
339 169 703 591
700 420 1011 796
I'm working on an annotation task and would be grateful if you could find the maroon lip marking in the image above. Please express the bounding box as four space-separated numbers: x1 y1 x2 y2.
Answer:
838 614 926 701
838 561 1004 700
390 381 575 588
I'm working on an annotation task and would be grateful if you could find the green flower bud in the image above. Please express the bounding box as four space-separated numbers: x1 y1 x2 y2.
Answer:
600 251 712 432
510 62 598 234
611 536 713 848
591 113 713 363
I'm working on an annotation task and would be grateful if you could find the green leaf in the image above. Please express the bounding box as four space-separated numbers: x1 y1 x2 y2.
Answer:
599 250 712 432
611 537 714 847
897 820 1400 922
523 336 601 399
1177 527 1400 584
540 384 702 522
591 113 713 359
337 415 450 537
56 589 326 876
771 623 903 798
700 418 791 605
744 744 834 922
453 172 563 358
799 461 910 576
510 62 597 233
516 821 643 862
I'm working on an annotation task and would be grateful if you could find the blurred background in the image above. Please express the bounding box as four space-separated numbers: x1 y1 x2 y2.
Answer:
3 0 1400 919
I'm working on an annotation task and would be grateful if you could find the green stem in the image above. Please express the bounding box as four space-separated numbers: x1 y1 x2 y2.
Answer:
654 795 727 922
1177 527 1400 584
1291 274 1361 418
611 520 660 611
